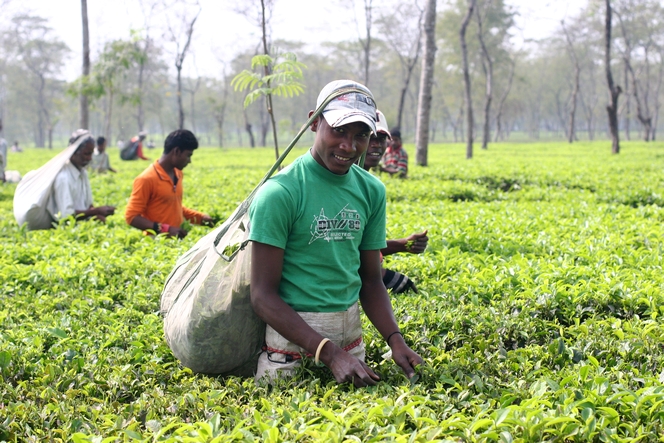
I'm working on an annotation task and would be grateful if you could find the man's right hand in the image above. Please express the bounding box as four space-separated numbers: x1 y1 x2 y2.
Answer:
167 226 188 239
321 342 380 387
96 206 116 216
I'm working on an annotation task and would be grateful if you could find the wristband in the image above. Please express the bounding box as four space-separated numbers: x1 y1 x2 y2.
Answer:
386 331 403 346
314 338 331 365
153 222 159 233
160 223 170 234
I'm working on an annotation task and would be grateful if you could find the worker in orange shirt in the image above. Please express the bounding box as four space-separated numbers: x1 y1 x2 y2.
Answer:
125 129 213 239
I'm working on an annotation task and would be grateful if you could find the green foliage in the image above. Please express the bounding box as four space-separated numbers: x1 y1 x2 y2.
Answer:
69 36 145 104
1 141 664 441
231 52 306 108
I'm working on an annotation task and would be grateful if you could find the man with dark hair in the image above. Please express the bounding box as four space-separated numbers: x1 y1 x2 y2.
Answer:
363 111 428 294
46 130 116 223
380 128 408 178
89 136 117 173
250 80 422 386
125 129 212 239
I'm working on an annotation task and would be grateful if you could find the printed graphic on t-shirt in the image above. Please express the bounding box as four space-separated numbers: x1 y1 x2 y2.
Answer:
309 204 362 244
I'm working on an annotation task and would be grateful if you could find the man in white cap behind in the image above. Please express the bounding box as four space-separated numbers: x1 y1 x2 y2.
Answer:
249 80 422 386
362 110 429 294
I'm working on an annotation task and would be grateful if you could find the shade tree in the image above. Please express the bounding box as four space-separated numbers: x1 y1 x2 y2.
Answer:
4 14 69 148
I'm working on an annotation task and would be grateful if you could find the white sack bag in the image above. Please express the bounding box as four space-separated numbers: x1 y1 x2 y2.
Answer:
13 132 90 230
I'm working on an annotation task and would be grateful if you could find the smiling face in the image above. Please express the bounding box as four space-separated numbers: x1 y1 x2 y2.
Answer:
310 115 371 175
70 139 95 170
363 131 389 170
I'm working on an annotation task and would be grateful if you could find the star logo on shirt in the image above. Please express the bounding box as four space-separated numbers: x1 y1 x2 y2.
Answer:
309 205 361 244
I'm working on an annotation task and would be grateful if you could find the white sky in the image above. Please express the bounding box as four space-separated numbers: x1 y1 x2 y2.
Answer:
4 0 585 81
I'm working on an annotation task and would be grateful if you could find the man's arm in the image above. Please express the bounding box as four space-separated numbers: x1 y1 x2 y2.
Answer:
107 155 117 173
397 150 408 177
52 174 90 220
381 230 429 256
76 205 115 221
136 143 149 160
358 249 423 378
183 207 212 225
130 214 186 238
52 178 113 221
250 241 380 387
125 177 150 226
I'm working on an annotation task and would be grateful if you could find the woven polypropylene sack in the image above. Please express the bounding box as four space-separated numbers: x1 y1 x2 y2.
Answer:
14 135 88 230
161 208 265 375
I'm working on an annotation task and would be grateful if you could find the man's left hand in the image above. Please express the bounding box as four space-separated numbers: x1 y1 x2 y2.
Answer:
201 215 215 226
403 230 428 254
389 337 423 379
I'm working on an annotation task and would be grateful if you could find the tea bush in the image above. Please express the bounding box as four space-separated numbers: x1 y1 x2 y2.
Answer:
1 141 663 442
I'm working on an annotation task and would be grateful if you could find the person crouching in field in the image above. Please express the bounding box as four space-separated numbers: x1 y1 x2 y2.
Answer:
249 80 422 387
362 110 428 294
125 129 213 239
46 130 116 223
380 128 408 178
89 136 117 173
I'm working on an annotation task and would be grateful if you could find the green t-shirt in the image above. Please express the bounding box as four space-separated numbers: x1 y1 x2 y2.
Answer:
249 151 387 312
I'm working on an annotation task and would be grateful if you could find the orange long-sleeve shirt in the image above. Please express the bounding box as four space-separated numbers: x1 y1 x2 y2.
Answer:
125 160 205 228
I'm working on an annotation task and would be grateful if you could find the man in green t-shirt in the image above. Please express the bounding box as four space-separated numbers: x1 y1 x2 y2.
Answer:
249 80 422 387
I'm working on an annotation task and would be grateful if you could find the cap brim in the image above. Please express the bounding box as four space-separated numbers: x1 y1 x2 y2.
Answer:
323 110 377 135
377 129 391 139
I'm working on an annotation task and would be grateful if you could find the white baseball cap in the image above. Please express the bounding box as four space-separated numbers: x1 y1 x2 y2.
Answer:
316 80 377 134
375 110 391 139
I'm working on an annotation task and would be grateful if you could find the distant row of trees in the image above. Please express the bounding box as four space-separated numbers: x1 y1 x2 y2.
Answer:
0 0 662 159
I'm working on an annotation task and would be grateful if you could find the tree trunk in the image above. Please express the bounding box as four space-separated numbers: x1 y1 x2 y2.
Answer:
243 108 255 148
388 6 424 129
37 76 46 148
623 61 630 140
80 0 90 130
625 57 653 141
453 103 464 143
460 0 476 159
217 116 224 147
604 0 621 154
494 58 515 143
104 89 114 141
617 12 653 142
414 0 437 166
363 0 373 86
173 11 199 131
397 56 419 129
177 67 184 129
260 0 280 161
476 6 492 150
188 77 201 133
137 56 146 131
651 51 664 140
562 21 580 144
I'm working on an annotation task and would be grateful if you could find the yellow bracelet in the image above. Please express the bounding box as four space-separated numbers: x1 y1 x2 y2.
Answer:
314 338 331 365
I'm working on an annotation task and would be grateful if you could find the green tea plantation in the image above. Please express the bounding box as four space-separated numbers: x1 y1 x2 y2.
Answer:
1 141 663 442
